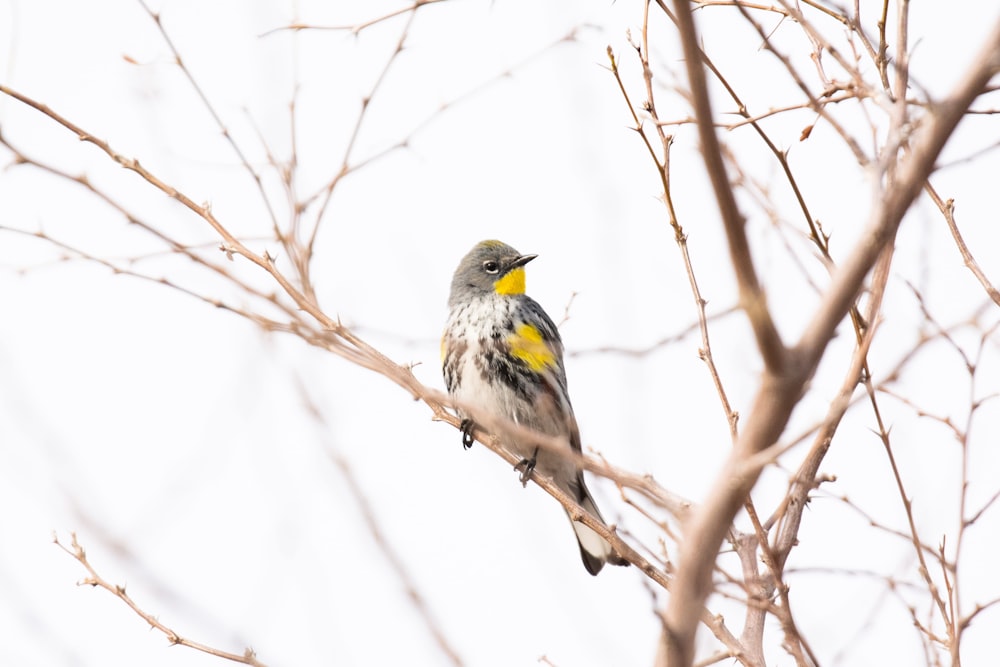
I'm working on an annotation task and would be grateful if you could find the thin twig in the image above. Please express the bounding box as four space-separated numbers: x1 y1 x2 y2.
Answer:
54 533 267 666
260 0 450 37
296 381 466 667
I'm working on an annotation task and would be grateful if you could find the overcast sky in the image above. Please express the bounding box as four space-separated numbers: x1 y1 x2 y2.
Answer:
1 2 999 666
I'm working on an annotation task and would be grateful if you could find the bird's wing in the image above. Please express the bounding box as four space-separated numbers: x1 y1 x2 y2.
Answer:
507 298 582 452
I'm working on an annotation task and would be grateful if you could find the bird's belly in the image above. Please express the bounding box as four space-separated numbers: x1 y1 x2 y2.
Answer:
450 342 573 474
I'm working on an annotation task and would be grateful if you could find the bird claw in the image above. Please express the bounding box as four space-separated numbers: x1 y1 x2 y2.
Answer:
514 456 536 487
460 419 475 450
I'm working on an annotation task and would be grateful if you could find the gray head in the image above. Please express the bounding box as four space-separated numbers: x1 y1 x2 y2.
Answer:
448 240 537 308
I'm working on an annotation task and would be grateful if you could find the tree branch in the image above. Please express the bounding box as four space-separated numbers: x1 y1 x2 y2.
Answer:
669 0 786 373
660 12 1000 667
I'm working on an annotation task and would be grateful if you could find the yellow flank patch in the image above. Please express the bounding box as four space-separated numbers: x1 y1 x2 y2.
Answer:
494 267 526 295
509 323 556 372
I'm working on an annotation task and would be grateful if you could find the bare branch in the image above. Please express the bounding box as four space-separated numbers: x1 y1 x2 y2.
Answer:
260 0 450 37
54 533 267 666
925 181 1000 308
668 0 786 374
297 382 466 667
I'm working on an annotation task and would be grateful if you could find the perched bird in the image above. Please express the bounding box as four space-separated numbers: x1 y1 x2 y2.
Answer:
441 240 628 575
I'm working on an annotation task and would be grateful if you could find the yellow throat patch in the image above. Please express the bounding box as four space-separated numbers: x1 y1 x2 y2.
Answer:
509 322 556 372
494 267 526 295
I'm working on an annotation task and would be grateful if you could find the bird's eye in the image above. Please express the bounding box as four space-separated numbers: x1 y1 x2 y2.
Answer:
483 260 500 274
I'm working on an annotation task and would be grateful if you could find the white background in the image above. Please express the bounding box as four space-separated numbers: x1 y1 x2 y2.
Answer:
1 1 999 666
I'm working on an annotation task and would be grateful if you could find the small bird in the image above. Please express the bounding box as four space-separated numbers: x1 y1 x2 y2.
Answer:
441 240 628 575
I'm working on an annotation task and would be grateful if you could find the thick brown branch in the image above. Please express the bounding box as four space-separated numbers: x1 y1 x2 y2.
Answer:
669 0 786 373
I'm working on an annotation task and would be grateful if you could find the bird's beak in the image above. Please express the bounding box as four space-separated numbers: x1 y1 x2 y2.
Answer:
511 253 537 269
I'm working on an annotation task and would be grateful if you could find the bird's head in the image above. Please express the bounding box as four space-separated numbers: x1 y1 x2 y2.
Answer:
448 240 537 307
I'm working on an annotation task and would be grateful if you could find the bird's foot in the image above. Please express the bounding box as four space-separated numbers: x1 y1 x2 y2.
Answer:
460 419 475 450
514 454 537 487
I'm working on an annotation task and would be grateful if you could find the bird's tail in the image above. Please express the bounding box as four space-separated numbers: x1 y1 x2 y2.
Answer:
568 477 629 575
